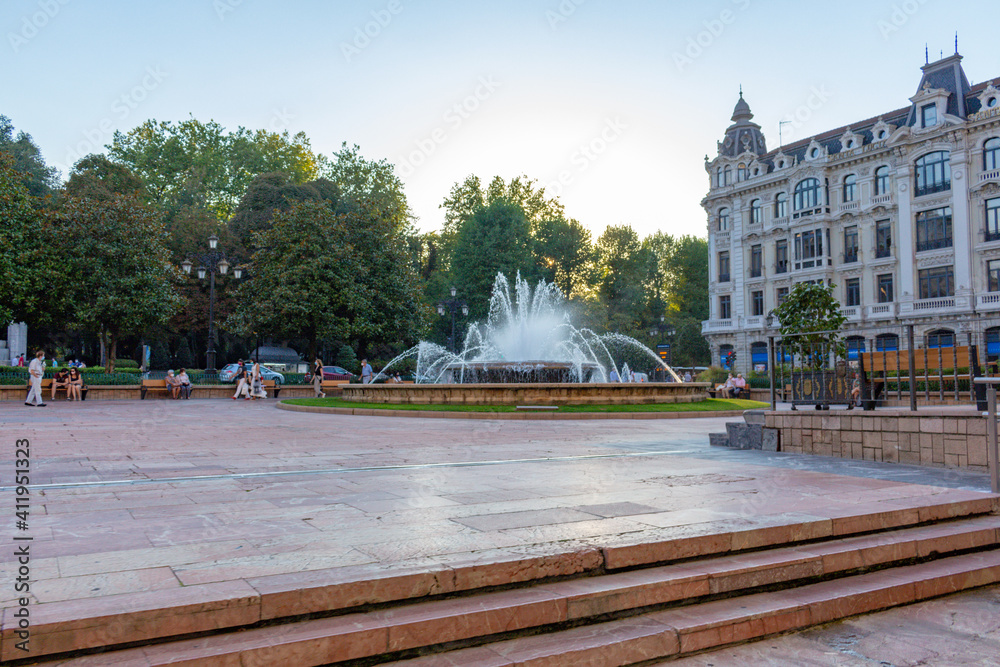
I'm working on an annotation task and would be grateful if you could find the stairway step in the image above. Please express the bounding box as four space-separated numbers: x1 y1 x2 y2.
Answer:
384 550 1000 667
28 518 1000 666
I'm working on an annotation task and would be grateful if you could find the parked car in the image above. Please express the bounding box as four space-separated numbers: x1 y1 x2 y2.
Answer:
304 365 356 383
218 363 285 385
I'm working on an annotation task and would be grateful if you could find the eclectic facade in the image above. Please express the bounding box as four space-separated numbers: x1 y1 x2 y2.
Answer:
702 53 1000 371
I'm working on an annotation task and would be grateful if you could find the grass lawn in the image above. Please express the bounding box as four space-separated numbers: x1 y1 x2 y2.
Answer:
282 397 768 413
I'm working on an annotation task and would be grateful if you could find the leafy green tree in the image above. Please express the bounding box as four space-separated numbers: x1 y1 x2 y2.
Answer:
65 154 147 201
451 200 535 319
533 217 594 299
772 282 847 367
48 195 184 372
228 172 336 250
594 225 651 334
0 156 57 327
224 200 361 360
108 118 321 220
0 115 58 200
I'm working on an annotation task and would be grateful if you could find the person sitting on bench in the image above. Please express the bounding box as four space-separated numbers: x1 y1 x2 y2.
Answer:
848 372 861 410
52 367 70 400
67 367 84 401
176 368 192 400
731 373 747 398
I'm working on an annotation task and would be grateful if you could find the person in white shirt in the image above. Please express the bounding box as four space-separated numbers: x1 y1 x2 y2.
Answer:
25 350 47 407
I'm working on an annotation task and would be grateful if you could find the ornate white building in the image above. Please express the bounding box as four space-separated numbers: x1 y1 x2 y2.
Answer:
702 53 1000 371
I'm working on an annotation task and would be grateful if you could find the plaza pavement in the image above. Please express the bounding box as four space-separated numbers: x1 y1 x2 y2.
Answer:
0 399 998 663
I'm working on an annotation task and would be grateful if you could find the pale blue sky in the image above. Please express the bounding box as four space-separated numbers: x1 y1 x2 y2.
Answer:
4 0 998 239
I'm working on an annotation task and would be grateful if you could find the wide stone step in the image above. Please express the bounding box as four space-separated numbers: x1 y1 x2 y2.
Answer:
25 514 1000 666
384 550 1000 666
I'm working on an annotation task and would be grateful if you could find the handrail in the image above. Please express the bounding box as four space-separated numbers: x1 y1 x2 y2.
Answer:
973 377 1000 493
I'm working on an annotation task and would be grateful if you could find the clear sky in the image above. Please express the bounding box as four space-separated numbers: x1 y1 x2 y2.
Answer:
4 0 998 240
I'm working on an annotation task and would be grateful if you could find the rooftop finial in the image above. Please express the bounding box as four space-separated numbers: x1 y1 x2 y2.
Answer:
955 31 958 54
925 44 929 64
739 84 743 98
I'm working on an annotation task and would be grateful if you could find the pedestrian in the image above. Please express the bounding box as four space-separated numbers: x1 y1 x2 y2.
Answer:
313 358 326 398
608 368 620 383
250 360 267 399
361 358 373 384
233 361 249 400
25 350 47 407
684 371 692 383
17 353 25 367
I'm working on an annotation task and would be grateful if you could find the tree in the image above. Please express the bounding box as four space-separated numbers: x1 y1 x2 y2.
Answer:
49 195 184 372
772 282 847 367
224 200 362 360
451 200 535 319
65 154 147 201
228 172 336 250
0 115 57 200
108 118 321 221
533 217 594 299
0 156 57 327
594 225 651 334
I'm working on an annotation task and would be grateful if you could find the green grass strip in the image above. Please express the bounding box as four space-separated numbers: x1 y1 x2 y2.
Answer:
282 397 767 413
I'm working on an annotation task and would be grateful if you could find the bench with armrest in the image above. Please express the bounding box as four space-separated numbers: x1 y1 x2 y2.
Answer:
860 345 982 408
263 379 281 398
140 379 194 399
27 377 88 401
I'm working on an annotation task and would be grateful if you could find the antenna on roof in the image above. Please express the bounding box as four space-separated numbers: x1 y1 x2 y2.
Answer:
778 120 791 149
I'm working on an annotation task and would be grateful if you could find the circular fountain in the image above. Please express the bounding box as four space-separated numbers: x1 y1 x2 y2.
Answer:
341 273 709 405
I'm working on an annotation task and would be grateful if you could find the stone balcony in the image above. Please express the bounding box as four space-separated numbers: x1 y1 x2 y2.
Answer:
839 306 862 322
977 292 1000 312
866 303 897 320
701 319 735 334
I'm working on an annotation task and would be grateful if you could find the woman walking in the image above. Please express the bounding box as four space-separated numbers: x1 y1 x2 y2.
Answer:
250 360 267 400
312 358 326 398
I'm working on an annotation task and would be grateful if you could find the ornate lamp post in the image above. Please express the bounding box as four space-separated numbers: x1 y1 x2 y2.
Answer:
437 286 469 353
181 234 242 372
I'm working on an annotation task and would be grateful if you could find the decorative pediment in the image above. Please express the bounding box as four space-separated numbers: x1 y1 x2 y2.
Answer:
839 128 863 152
870 117 895 142
804 139 827 162
976 82 1000 112
841 266 864 278
773 150 793 170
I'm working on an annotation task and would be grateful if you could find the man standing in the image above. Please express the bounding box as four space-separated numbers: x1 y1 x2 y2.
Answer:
25 350 47 407
360 359 373 384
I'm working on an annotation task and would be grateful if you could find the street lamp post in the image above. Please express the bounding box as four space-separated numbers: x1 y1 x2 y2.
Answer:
437 286 469 353
181 234 242 373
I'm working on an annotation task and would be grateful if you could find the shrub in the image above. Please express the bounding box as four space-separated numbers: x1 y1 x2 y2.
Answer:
115 358 139 369
697 366 729 385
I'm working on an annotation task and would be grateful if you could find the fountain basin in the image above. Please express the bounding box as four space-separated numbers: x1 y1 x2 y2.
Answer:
441 361 601 384
341 382 711 406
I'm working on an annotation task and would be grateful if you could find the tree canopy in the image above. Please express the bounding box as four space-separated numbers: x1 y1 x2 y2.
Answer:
0 115 58 200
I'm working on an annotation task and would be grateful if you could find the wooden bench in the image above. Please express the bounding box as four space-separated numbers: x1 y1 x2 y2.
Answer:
263 379 280 398
860 345 982 407
140 379 193 400
319 379 350 394
27 377 88 401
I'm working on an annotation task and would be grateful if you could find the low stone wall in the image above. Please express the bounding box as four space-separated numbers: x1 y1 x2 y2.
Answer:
765 410 989 471
341 382 711 406
0 384 317 401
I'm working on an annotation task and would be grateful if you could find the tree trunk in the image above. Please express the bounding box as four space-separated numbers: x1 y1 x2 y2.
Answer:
103 333 117 374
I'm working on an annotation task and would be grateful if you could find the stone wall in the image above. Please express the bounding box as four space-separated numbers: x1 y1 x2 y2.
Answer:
764 410 990 472
341 382 711 406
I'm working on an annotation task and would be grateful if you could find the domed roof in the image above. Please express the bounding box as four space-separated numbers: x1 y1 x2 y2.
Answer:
731 91 753 122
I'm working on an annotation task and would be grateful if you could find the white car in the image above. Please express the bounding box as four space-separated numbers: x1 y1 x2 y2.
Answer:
218 363 285 384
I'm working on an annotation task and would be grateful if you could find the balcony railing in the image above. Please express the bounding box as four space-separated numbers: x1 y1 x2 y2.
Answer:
748 269 762 279
978 292 1000 311
775 261 788 274
981 168 1000 183
875 245 892 259
871 194 894 206
718 273 730 283
843 251 858 263
866 303 897 319
913 297 956 311
702 319 735 333
915 237 953 252
838 201 860 212
839 306 861 321
914 181 951 197
985 229 1000 243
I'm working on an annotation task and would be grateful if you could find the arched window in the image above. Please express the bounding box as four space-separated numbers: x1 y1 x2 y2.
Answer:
986 327 1000 364
875 333 899 351
793 178 821 211
926 329 955 349
750 342 768 371
749 199 762 225
723 167 732 186
985 138 1000 172
718 207 730 231
874 166 890 195
719 345 734 370
914 151 951 196
846 336 866 361
716 167 723 187
843 174 857 203
737 164 747 181
774 192 787 218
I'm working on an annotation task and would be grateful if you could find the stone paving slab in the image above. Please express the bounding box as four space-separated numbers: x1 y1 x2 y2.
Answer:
0 399 998 662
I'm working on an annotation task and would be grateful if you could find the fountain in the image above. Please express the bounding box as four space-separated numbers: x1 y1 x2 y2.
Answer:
342 273 708 406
